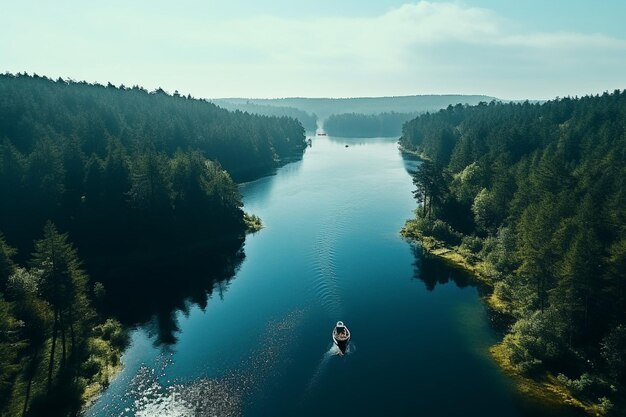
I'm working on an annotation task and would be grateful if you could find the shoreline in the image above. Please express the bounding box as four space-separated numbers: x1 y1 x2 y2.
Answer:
397 144 422 157
81 358 124 412
81 321 131 414
402 231 603 416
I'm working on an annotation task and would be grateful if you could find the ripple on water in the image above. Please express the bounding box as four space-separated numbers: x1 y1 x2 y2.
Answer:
308 204 355 317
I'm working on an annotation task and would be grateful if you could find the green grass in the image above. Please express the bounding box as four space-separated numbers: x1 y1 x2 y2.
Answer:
490 342 609 416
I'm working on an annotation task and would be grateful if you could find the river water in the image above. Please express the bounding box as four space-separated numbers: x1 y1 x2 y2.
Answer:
86 136 578 417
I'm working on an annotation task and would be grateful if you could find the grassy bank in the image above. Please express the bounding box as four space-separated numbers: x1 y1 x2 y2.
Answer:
407 232 490 283
80 320 129 411
490 342 609 416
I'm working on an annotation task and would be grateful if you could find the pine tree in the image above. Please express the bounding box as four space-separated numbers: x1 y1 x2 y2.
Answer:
0 295 18 413
129 149 173 216
412 160 446 219
0 233 16 288
30 222 91 391
6 268 52 416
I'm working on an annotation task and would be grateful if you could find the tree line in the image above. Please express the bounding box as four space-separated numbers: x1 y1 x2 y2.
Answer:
230 95 497 120
401 93 626 415
0 72 307 262
324 112 419 137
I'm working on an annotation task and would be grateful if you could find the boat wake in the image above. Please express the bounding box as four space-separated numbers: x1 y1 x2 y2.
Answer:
304 346 334 395
329 341 354 357
304 342 355 396
308 209 351 318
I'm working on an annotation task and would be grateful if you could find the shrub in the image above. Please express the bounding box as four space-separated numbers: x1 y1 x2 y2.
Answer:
504 308 569 373
597 397 613 415
500 333 543 374
432 220 462 245
93 319 129 350
460 235 483 254
557 373 612 401
82 357 102 378
601 324 626 382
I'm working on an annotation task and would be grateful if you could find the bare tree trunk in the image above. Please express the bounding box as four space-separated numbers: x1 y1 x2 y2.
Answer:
48 309 58 393
69 304 75 357
537 277 543 313
60 312 67 368
22 376 32 417
584 292 589 335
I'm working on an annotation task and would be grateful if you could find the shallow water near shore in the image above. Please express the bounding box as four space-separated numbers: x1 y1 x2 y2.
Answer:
85 136 582 417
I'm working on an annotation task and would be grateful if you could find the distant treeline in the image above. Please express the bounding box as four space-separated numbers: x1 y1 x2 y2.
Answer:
402 94 626 414
212 100 318 132
224 95 498 120
324 112 419 137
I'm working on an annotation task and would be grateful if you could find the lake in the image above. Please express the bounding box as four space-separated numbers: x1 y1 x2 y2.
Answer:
85 136 579 417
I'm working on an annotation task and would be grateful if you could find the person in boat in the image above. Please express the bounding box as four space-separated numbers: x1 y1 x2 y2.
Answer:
335 322 348 340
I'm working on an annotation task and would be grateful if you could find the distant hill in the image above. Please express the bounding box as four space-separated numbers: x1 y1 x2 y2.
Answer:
213 100 318 131
213 95 499 122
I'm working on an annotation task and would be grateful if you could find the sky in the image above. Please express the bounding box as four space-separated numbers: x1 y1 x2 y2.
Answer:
2 0 626 100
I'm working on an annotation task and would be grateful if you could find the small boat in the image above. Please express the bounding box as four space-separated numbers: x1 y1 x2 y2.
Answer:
332 321 351 354
317 132 327 136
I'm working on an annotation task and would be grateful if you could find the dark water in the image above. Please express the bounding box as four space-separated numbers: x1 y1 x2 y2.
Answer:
86 136 580 417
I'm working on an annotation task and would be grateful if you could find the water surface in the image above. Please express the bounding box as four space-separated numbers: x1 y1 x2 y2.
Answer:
86 136 579 417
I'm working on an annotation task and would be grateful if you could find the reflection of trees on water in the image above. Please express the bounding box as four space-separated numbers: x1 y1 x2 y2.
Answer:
100 239 245 347
400 152 420 176
145 310 180 347
410 245 472 291
411 244 510 330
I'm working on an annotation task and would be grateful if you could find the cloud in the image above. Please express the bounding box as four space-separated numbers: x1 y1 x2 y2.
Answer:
159 1 626 98
499 32 626 49
154 2 504 68
3 1 626 99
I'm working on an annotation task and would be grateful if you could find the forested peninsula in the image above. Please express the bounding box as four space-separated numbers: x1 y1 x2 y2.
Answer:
0 73 307 416
324 112 418 137
401 93 626 415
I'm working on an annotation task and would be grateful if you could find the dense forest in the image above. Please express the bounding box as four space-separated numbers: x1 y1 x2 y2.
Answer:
401 93 626 415
0 73 307 259
324 112 418 137
211 100 317 132
0 73 307 415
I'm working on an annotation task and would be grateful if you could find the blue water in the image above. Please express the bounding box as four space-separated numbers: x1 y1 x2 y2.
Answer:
85 136 578 417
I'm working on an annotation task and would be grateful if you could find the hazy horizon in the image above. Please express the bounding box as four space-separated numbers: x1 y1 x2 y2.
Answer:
3 1 626 101
211 93 499 100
